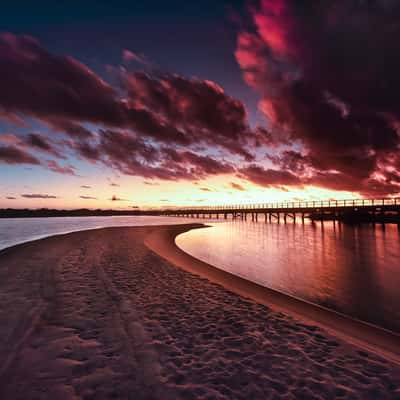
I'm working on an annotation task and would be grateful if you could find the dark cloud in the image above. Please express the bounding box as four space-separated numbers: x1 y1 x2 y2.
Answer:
0 145 40 165
24 133 63 158
46 160 76 175
235 0 400 196
99 129 158 165
123 72 254 160
308 172 400 198
21 193 58 199
68 127 237 181
0 33 124 126
79 195 97 200
47 119 93 139
267 149 400 197
80 185 91 189
230 182 246 191
110 195 127 201
92 130 179 179
73 140 101 161
239 164 301 188
143 181 159 186
6 196 16 200
200 187 212 192
162 149 235 179
0 134 75 176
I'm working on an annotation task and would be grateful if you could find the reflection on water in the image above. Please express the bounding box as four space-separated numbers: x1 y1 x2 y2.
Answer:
177 219 400 333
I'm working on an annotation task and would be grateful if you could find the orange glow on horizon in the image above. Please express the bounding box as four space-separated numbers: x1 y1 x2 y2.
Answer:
1 172 366 210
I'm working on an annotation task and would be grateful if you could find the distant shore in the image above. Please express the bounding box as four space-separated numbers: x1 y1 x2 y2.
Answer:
0 225 399 398
0 208 148 218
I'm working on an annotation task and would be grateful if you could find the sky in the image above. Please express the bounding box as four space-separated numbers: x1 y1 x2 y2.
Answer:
1 0 400 209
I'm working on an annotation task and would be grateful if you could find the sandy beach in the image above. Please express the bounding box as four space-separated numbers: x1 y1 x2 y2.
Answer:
0 224 399 399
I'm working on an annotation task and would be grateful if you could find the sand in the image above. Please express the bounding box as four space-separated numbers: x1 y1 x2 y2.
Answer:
0 224 399 399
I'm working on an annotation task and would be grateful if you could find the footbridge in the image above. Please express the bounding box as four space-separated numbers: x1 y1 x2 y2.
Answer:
161 198 400 223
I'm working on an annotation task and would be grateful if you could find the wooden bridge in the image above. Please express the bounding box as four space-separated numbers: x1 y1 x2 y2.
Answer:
161 198 400 224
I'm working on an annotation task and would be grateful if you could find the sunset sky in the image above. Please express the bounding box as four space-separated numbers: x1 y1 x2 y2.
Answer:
1 0 399 209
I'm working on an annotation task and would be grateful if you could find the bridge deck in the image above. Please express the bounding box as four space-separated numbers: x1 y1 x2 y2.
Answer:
161 198 400 223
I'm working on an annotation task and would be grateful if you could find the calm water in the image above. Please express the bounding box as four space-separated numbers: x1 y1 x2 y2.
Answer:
0 215 198 251
177 219 400 334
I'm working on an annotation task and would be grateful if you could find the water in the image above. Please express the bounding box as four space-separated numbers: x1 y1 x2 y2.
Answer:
0 215 198 251
177 219 400 334
1 215 399 333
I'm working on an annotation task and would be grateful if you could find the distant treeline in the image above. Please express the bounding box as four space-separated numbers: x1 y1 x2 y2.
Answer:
0 208 161 218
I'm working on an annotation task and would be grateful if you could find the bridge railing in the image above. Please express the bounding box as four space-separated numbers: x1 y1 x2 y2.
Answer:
165 198 400 213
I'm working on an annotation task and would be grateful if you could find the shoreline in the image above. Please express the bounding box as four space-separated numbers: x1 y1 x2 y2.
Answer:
0 224 399 398
146 223 400 364
1 223 399 364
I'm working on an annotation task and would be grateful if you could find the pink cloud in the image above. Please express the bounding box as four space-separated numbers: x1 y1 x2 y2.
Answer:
122 50 148 65
46 159 76 175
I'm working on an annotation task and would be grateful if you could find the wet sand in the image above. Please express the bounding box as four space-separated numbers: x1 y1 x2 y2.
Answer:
0 224 399 399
